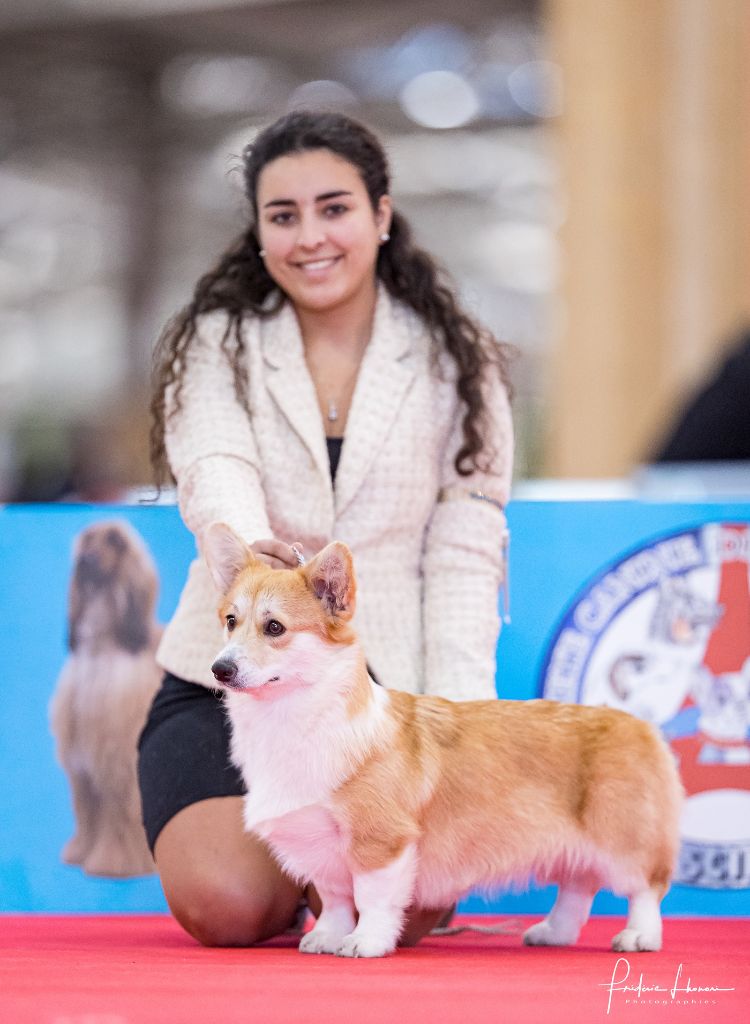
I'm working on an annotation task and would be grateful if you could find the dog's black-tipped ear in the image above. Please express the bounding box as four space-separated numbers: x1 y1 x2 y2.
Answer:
203 522 256 595
302 542 356 620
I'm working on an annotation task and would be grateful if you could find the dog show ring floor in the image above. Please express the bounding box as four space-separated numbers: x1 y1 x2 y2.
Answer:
1 914 747 1024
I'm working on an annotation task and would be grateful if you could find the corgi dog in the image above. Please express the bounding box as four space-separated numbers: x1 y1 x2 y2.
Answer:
203 522 683 959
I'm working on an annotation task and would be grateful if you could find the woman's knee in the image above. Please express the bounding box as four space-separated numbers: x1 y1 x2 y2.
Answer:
166 874 299 947
151 798 302 947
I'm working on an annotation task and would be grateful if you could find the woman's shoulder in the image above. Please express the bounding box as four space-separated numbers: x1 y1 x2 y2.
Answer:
385 291 429 344
190 305 270 348
382 290 446 377
189 307 234 342
384 287 498 374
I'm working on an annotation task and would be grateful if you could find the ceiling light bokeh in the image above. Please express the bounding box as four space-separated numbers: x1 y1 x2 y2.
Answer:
400 71 480 130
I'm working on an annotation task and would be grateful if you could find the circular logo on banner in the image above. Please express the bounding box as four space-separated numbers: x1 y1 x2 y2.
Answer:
539 522 750 890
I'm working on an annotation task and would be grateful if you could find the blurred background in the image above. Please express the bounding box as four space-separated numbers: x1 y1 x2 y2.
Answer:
0 0 748 501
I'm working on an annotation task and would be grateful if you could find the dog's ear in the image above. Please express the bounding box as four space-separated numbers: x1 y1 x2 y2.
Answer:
203 522 256 594
114 583 153 653
68 591 83 652
302 542 356 620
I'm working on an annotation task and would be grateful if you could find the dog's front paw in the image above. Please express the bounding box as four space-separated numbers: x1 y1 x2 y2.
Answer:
336 933 396 959
612 928 662 952
299 929 342 955
523 920 577 947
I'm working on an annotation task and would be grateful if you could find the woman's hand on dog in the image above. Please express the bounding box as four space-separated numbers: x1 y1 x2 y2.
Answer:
250 539 305 570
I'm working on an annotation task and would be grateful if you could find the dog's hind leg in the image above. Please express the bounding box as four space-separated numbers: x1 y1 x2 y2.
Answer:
523 884 596 947
611 885 664 952
337 844 418 958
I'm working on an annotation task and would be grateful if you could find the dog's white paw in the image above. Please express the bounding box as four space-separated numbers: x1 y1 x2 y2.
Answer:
299 929 344 956
336 933 395 959
523 920 577 947
612 928 662 952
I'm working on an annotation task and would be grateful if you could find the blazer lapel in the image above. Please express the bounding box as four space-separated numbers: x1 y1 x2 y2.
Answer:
334 289 419 517
260 302 331 485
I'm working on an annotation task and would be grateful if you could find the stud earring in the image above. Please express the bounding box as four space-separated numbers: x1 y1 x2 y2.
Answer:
380 233 390 243
258 248 266 257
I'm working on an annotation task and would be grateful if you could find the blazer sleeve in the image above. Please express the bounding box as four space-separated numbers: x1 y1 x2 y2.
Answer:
164 312 272 549
421 360 513 701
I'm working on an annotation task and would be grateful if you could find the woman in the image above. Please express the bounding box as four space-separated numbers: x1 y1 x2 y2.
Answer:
140 110 514 948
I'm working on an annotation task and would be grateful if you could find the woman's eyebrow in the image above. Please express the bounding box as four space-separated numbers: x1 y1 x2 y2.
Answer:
263 189 353 209
315 189 352 202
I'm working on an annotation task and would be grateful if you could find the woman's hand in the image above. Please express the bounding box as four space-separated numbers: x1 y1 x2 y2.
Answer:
250 538 305 569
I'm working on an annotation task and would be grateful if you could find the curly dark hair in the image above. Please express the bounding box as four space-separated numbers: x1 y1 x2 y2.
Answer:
150 110 513 484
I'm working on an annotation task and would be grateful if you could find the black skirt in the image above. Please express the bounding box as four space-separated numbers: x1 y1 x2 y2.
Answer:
137 672 245 853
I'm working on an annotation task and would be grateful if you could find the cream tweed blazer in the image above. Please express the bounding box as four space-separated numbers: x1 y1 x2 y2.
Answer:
156 287 513 699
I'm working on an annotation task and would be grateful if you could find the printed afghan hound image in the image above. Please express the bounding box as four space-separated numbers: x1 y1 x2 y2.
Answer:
49 520 162 877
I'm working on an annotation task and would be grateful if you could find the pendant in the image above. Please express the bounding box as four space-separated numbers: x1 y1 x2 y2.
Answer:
327 400 339 422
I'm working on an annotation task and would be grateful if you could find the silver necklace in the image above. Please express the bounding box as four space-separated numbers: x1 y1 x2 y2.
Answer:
319 357 363 424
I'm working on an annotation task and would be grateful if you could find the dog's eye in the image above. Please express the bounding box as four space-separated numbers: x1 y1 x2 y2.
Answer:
265 619 285 637
225 614 236 632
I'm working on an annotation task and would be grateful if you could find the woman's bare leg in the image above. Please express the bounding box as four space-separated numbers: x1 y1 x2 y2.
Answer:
154 796 301 947
400 907 450 946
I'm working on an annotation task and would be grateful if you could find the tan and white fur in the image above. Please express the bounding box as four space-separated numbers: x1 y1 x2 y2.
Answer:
204 522 684 958
50 520 162 877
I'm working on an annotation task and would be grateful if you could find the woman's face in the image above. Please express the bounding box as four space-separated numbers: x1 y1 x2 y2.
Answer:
255 148 391 316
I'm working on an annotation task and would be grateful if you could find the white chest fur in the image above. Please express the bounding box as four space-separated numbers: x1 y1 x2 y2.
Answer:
254 804 351 890
225 677 390 866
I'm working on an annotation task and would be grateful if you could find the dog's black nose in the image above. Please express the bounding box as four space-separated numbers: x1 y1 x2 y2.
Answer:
212 658 237 684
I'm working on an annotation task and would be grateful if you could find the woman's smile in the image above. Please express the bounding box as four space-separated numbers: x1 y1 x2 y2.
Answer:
292 255 343 275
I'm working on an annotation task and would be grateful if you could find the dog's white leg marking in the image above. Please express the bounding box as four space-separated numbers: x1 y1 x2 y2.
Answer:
337 845 417 959
299 886 357 956
612 887 663 952
523 886 595 947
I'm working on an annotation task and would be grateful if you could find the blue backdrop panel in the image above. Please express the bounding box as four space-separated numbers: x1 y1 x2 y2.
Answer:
1 500 748 916
0 504 192 913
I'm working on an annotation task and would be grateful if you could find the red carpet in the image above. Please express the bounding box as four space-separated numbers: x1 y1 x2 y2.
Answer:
1 915 747 1024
